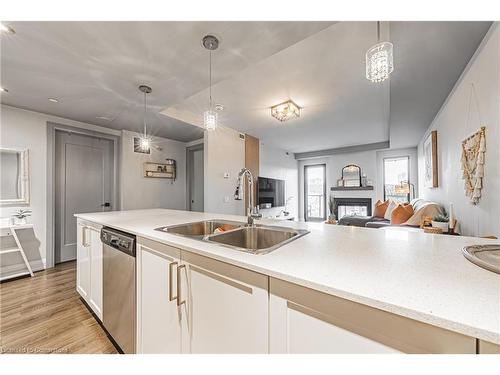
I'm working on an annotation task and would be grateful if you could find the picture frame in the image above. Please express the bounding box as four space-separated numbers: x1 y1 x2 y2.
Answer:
423 130 438 188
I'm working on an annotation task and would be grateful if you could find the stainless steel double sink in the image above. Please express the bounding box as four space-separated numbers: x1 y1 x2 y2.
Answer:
155 219 309 254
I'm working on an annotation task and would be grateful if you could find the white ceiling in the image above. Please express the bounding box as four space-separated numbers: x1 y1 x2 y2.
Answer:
1 21 491 150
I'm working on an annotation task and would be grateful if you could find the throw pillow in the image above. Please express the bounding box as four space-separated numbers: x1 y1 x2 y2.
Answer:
373 200 389 218
384 200 398 220
391 204 413 225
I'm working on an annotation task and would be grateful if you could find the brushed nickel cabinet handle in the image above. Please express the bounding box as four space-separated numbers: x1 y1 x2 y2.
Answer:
176 264 186 306
169 261 178 301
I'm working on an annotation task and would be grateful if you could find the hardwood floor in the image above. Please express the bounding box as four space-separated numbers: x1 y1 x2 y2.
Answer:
0 261 117 354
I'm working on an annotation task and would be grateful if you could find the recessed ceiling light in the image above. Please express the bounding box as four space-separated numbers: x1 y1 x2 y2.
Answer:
0 87 8 93
0 22 15 35
48 98 59 103
214 103 224 111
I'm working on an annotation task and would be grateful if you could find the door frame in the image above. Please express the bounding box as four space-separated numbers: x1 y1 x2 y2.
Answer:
185 142 204 211
303 163 327 222
46 122 121 268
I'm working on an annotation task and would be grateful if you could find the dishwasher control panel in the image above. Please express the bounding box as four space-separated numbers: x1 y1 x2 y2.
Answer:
101 227 136 256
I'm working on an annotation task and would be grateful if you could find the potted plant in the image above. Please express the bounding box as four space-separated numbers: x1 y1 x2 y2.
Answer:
12 209 32 225
327 197 337 224
431 213 449 232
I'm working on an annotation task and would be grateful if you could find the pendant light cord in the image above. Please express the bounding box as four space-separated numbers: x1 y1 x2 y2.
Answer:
143 91 147 136
209 49 212 108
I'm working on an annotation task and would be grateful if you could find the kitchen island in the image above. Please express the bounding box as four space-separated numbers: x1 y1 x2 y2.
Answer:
75 209 500 354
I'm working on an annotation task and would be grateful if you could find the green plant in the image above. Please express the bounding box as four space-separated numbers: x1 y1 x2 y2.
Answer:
12 209 32 219
433 213 449 222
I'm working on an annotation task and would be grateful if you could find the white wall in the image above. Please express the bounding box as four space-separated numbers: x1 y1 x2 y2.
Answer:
417 23 500 238
259 144 298 219
120 130 187 210
0 105 120 276
204 126 245 215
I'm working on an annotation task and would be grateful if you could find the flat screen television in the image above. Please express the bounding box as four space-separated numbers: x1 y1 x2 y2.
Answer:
257 177 285 208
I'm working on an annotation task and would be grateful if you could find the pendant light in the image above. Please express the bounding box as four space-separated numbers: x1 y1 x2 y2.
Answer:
138 85 152 152
366 21 394 83
202 35 219 131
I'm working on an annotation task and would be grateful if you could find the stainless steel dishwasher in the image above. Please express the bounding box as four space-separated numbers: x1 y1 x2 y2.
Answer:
101 227 136 354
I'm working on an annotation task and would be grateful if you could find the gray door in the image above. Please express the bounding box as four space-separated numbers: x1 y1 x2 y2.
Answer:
187 145 204 212
55 130 114 263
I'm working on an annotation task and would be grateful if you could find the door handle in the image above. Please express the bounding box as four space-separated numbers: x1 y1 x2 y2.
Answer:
101 202 111 207
168 262 178 301
176 264 186 306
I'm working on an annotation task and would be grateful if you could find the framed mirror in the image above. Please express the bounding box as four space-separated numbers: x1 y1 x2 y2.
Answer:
341 164 361 187
0 148 30 205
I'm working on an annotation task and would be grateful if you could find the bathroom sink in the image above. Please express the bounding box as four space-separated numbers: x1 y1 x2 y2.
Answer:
462 244 500 274
156 220 244 239
206 225 309 254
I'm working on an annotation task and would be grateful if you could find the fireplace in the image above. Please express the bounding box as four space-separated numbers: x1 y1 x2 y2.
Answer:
333 198 372 219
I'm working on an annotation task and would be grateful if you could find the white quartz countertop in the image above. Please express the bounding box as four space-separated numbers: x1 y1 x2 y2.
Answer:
75 209 500 344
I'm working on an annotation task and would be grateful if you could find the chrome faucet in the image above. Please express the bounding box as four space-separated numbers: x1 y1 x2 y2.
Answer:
234 168 262 226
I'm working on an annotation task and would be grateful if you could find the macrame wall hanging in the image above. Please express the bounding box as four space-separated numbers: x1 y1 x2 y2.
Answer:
461 83 486 205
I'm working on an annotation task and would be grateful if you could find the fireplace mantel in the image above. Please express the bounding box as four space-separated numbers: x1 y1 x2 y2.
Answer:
331 186 374 191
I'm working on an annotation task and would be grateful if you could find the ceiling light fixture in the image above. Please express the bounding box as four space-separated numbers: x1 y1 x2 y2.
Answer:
365 21 394 83
48 98 59 103
138 85 153 152
271 100 301 122
0 87 8 93
0 22 15 35
202 35 219 131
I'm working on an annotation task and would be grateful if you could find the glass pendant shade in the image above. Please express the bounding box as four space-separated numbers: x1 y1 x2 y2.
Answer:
204 109 218 131
366 41 394 83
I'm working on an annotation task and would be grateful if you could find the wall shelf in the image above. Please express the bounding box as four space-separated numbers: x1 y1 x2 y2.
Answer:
331 186 374 191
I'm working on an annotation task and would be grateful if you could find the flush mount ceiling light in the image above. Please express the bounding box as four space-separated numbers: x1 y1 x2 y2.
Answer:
366 21 394 83
202 35 219 131
138 85 153 152
48 98 59 103
0 22 15 35
271 100 301 122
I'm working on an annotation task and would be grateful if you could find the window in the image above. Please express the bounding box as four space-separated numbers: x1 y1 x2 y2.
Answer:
304 164 326 221
383 157 410 203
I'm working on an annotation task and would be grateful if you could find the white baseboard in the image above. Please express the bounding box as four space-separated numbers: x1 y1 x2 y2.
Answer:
0 258 46 281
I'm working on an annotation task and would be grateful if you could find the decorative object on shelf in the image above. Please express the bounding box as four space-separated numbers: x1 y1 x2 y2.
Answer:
270 100 301 122
366 21 394 83
431 213 449 233
137 85 153 153
202 35 219 131
337 178 344 187
12 208 31 225
423 130 438 188
341 165 361 187
143 159 176 180
361 173 367 187
461 126 486 205
394 180 415 201
0 148 30 206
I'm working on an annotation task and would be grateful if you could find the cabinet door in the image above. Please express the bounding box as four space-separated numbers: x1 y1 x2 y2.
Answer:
138 245 182 354
76 223 90 301
180 251 268 353
89 227 103 320
270 293 399 353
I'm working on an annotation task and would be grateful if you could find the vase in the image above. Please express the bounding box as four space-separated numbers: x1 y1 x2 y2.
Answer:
14 217 27 225
431 220 449 232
